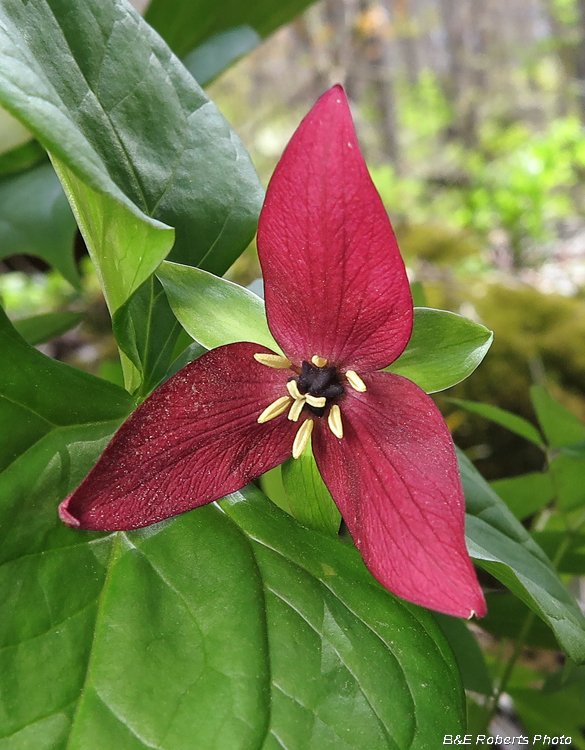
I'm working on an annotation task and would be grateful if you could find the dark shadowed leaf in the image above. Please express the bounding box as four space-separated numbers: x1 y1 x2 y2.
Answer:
0 163 79 288
146 0 320 59
0 139 45 177
0 305 132 476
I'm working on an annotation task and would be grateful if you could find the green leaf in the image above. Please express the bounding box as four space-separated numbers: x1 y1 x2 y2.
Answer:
1 465 465 746
12 311 84 346
489 472 555 520
157 260 281 352
459 450 585 663
0 163 80 288
146 0 320 59
281 441 342 536
112 277 182 397
0 0 263 304
183 26 261 85
550 453 585 511
386 308 493 394
450 398 545 447
52 158 173 314
433 614 493 696
0 304 133 476
531 385 585 448
532 531 585 575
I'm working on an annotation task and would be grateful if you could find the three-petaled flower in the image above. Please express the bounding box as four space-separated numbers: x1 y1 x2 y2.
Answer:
60 86 486 619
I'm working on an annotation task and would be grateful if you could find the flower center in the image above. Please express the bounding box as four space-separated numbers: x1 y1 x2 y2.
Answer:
254 352 367 458
292 360 345 416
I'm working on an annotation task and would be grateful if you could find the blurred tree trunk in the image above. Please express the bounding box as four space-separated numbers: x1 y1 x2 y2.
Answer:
576 0 585 121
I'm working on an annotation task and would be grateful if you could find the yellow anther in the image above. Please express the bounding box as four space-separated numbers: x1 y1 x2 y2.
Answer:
345 370 367 392
257 396 293 424
328 404 344 439
292 419 314 459
311 355 328 367
305 394 326 408
288 398 305 422
254 353 292 369
286 379 303 400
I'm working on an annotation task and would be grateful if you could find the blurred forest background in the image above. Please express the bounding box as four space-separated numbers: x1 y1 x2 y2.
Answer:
2 0 585 484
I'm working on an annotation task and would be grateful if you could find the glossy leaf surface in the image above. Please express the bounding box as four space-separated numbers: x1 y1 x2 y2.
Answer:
387 308 493 393
460 451 585 662
1 455 465 746
450 399 544 447
0 0 263 308
157 260 281 352
0 163 79 288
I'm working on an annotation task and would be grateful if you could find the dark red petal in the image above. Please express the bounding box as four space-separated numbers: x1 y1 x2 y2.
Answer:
313 372 486 618
257 85 412 372
59 342 299 530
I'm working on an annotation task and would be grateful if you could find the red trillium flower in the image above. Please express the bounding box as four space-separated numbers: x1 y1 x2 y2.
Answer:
60 86 486 619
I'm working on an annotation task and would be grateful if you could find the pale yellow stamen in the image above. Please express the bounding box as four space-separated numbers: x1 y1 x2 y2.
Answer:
257 396 292 424
254 353 292 369
292 419 314 459
311 355 328 367
345 370 367 392
328 404 344 439
305 394 326 408
288 398 305 422
286 380 303 400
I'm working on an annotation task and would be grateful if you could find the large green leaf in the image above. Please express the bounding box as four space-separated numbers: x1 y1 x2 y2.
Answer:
0 305 133 476
0 302 464 747
157 260 281 352
146 0 319 59
387 308 493 393
0 0 263 307
0 446 465 746
450 399 545 447
460 451 585 663
0 163 79 288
